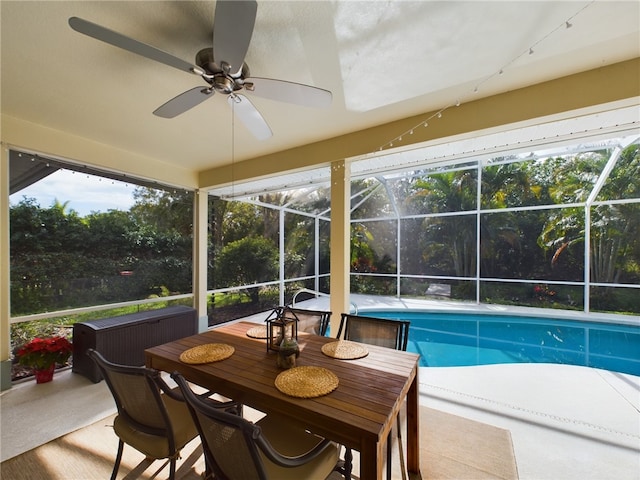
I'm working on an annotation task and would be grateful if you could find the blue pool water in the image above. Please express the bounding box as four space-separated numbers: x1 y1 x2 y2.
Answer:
361 310 640 376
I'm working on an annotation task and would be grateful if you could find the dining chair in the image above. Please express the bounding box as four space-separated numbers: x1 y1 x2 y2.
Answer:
336 313 410 351
171 371 340 480
335 313 411 480
87 349 239 480
283 306 331 336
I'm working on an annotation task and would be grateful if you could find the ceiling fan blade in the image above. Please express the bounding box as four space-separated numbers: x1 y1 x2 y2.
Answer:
213 0 257 75
69 17 200 75
228 94 272 140
153 87 215 118
246 77 332 108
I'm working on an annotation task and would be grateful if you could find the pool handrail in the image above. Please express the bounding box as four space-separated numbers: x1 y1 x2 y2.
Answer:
291 288 359 314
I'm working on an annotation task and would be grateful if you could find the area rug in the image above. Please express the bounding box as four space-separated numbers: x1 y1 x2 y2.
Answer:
420 407 519 479
0 407 518 480
0 413 204 480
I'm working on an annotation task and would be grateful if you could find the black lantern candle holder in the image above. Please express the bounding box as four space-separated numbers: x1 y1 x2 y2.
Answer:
266 307 298 352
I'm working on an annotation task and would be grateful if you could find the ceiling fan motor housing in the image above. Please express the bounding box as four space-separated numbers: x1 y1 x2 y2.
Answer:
196 47 248 95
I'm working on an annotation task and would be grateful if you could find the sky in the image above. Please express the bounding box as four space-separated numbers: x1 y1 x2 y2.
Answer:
9 169 137 217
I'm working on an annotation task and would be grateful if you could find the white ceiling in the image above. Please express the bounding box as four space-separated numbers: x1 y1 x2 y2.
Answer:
2 1 639 174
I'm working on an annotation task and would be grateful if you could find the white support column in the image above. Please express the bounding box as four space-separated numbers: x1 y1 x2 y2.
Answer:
476 162 482 304
314 217 320 293
279 208 285 305
193 189 209 332
329 159 350 334
1 146 12 390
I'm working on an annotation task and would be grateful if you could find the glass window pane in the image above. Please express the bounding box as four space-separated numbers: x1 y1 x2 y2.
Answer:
400 278 476 301
208 287 278 325
284 278 329 304
284 213 315 278
480 209 584 282
482 160 545 209
401 215 476 277
350 274 396 296
480 281 584 310
482 152 608 209
403 169 477 215
319 219 330 275
351 220 397 274
210 200 279 290
590 204 640 284
282 185 332 214
590 286 640 315
351 179 394 219
597 144 640 201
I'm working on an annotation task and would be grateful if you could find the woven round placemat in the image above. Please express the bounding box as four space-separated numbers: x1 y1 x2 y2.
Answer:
274 366 339 398
246 325 268 339
321 340 369 360
179 343 235 364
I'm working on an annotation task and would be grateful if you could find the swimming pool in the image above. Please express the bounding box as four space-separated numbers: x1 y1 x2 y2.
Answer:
360 310 640 376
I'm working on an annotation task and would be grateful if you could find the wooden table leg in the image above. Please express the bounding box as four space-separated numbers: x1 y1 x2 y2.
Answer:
359 438 385 480
406 368 420 474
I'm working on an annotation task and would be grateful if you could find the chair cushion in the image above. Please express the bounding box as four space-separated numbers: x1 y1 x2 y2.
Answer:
256 415 339 480
164 390 199 447
113 390 198 459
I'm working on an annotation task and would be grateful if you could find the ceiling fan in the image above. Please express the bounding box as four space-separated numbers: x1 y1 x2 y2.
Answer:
68 0 332 140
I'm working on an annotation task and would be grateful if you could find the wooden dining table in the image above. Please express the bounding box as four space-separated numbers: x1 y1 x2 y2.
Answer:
145 321 421 480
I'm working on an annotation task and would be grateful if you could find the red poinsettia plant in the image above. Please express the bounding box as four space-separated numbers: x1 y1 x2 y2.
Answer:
16 336 73 370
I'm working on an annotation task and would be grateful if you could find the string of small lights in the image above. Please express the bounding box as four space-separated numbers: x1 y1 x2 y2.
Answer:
377 1 595 152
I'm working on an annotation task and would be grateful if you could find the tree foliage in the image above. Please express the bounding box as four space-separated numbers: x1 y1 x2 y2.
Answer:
10 188 193 315
214 236 278 303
